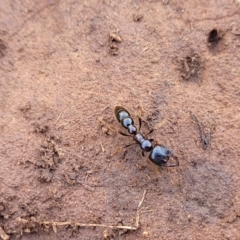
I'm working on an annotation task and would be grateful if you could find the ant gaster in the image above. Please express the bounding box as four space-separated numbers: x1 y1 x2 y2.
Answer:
115 106 179 167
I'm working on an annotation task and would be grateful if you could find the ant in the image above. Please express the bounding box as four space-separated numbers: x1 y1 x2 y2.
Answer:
114 106 179 167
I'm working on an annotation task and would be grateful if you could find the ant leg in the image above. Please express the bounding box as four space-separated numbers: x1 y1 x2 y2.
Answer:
142 151 145 157
147 158 162 178
138 118 142 131
139 118 153 135
163 154 179 167
118 131 131 137
123 142 136 148
149 139 154 142
146 129 154 135
138 118 153 135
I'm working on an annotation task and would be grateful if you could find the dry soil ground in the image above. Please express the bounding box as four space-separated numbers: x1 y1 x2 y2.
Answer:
1 0 240 239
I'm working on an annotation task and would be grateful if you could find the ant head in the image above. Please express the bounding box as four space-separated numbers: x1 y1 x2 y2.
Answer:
149 145 171 166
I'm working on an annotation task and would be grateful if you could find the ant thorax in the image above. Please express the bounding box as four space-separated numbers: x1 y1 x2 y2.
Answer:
133 133 145 144
134 133 153 152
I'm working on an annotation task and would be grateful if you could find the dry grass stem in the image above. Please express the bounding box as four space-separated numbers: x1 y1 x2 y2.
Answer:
31 190 147 233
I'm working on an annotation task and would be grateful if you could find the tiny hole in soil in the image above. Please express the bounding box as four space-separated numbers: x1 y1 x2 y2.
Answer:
208 29 222 49
207 28 226 54
208 29 219 42
0 39 7 57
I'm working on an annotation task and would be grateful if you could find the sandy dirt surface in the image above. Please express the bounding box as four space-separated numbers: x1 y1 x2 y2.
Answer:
1 0 240 239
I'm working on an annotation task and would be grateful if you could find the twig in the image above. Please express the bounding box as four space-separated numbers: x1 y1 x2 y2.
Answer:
54 112 62 125
101 105 109 112
135 189 147 228
77 180 95 192
19 190 147 233
42 222 137 230
154 118 167 130
98 116 116 134
100 142 105 152
0 226 10 240
190 112 210 150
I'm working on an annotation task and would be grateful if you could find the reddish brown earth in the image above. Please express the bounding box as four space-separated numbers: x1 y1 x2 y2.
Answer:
1 1 240 239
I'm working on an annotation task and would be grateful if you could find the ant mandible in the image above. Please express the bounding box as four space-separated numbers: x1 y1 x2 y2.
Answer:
114 106 179 167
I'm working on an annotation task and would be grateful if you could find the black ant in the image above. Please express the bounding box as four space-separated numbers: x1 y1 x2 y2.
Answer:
114 106 179 167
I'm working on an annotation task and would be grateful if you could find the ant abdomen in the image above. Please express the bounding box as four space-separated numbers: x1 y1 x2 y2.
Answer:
115 106 137 134
114 106 130 123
